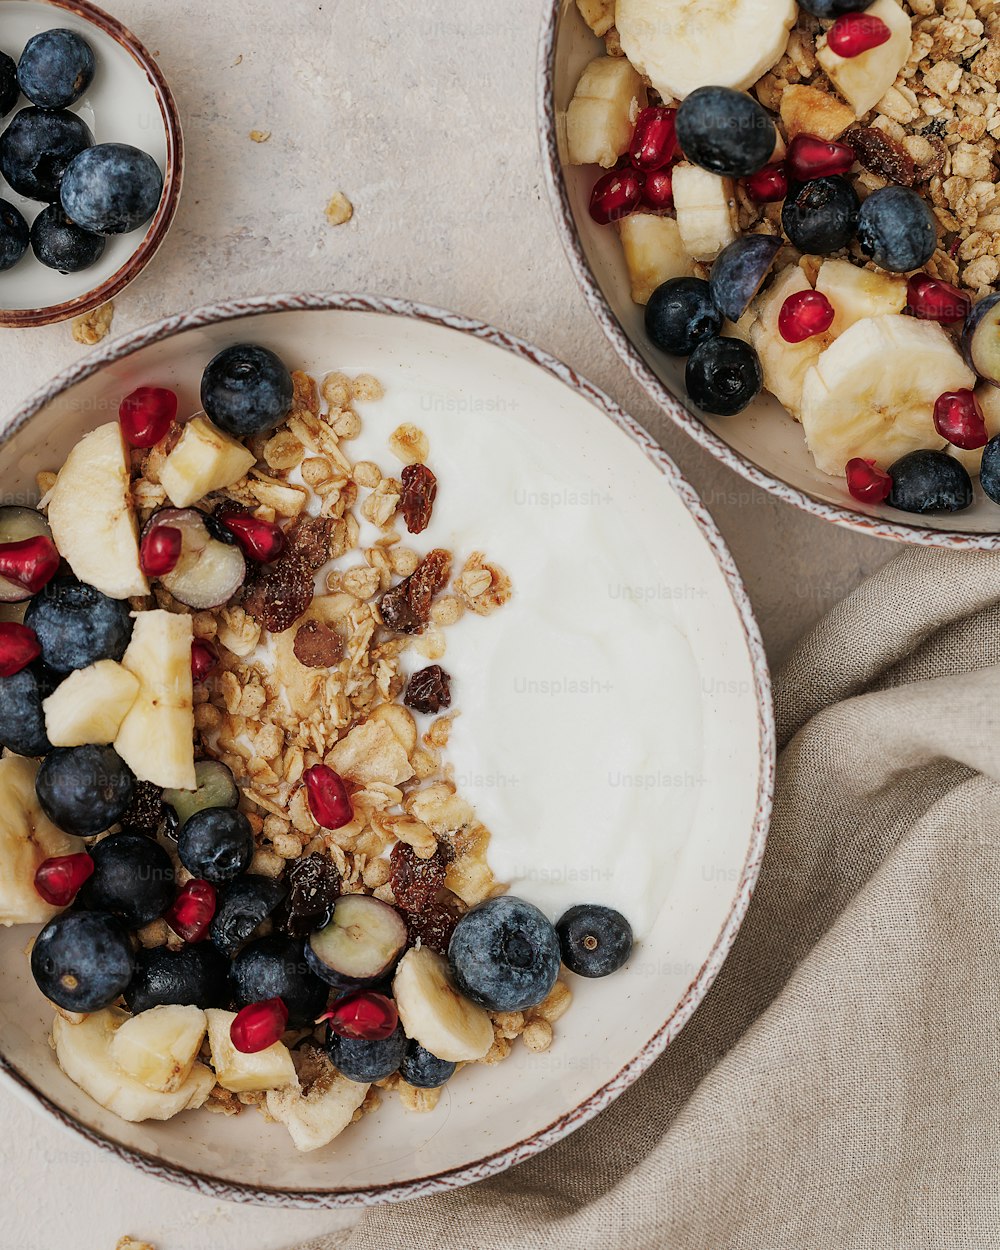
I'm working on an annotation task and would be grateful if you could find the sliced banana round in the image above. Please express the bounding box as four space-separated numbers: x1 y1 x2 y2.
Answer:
393 946 494 1063
800 316 976 478
616 0 797 102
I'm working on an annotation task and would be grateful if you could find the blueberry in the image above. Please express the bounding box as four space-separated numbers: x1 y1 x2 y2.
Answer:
36 745 135 836
60 142 163 235
675 86 776 178
555 904 633 978
0 50 18 117
31 911 134 1013
856 186 937 274
980 435 1000 505
326 1020 406 1082
177 806 254 884
797 0 874 17
231 934 328 1025
709 235 782 322
210 875 287 958
124 943 230 1013
201 344 295 439
448 895 560 1013
887 449 973 514
685 336 762 416
645 277 721 357
0 107 93 201
17 29 95 110
781 176 859 254
24 576 133 673
0 198 28 269
0 661 57 755
30 203 105 272
77 832 175 927
399 1039 456 1089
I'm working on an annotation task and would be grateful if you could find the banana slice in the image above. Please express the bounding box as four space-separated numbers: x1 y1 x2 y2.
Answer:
672 163 737 262
576 0 615 37
44 660 140 748
801 316 975 477
205 1008 297 1093
617 0 797 101
749 265 834 420
160 416 256 509
393 946 494 1063
566 56 646 169
814 259 907 337
950 383 1000 473
266 1049 369 1152
109 1004 207 1093
817 0 913 118
618 214 695 305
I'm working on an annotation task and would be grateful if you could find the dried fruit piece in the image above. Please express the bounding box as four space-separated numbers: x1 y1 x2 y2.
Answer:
847 127 915 188
379 549 451 634
242 554 315 633
405 891 464 955
399 464 438 535
286 516 334 570
404 664 452 715
293 620 343 668
282 852 342 938
389 841 452 913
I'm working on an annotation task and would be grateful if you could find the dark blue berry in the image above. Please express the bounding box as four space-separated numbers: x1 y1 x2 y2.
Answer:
555 904 633 978
231 934 328 1025
201 344 294 439
685 336 762 416
36 744 135 836
887 449 973 513
448 895 560 1012
326 1020 406 1082
210 875 287 958
0 51 17 117
399 1038 456 1089
30 203 105 272
645 277 721 357
25 576 133 673
60 142 162 235
17 29 95 109
124 943 230 1013
857 186 937 273
962 293 1000 382
0 661 57 755
0 107 93 201
797 0 874 18
979 435 1000 505
78 832 175 927
0 198 28 269
675 86 776 178
177 806 254 884
31 911 134 1013
709 235 782 322
781 176 859 254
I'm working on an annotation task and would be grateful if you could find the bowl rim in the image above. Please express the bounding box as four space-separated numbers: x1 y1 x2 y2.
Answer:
0 0 184 328
0 291 775 1207
535 0 1000 550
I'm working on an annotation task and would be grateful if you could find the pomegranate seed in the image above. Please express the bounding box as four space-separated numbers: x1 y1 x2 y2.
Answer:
34 852 94 907
743 162 788 204
303 764 353 830
628 106 677 172
217 512 286 563
934 389 988 450
778 290 835 343
319 991 399 1041
906 274 971 324
827 12 892 58
191 638 218 683
846 458 892 504
230 997 289 1053
0 622 40 676
165 879 217 942
641 168 674 211
786 134 855 182
0 535 60 595
140 524 182 577
119 386 178 449
588 168 643 225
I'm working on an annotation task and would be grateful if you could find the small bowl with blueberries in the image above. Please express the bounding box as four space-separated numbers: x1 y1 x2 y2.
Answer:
0 0 181 327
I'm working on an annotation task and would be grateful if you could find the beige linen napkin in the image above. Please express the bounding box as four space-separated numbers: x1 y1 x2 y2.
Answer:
310 547 1000 1250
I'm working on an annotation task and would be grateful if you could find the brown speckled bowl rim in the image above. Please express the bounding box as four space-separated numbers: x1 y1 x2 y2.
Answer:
536 0 1000 550
0 0 183 328
0 291 774 1207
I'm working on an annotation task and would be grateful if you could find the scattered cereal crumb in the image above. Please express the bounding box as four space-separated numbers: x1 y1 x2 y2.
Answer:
71 301 114 345
116 1238 156 1250
325 192 354 227
522 1018 553 1053
249 129 271 143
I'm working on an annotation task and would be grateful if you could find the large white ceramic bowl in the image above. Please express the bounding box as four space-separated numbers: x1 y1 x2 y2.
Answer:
0 294 773 1206
539 0 1000 547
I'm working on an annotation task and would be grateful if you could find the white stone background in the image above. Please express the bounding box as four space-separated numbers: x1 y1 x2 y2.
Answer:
0 0 898 1246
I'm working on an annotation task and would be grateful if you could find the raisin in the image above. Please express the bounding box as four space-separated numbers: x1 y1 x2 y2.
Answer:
847 127 915 186
287 516 334 570
293 619 344 668
399 463 437 534
242 553 315 633
404 664 452 714
119 779 165 838
389 840 453 912
405 892 464 955
379 548 452 634
281 852 342 937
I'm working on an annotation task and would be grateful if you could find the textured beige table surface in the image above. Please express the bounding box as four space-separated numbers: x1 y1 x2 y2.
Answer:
0 1 896 1246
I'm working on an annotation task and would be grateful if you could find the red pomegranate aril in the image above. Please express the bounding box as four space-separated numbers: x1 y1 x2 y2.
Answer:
846 458 892 504
641 168 674 211
629 106 677 172
218 513 286 564
190 638 218 683
320 991 399 1041
827 12 892 57
165 879 217 943
119 386 178 449
787 134 855 182
140 524 182 577
934 389 988 450
589 168 643 225
0 622 40 677
778 290 835 343
303 764 353 830
906 274 971 324
230 997 289 1053
0 535 60 595
34 852 94 907
743 162 788 203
